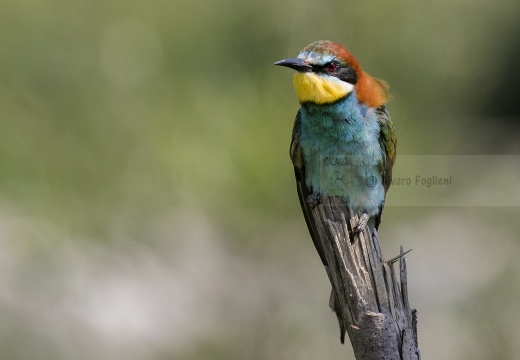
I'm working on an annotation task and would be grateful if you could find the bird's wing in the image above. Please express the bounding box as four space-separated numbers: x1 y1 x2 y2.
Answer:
376 105 397 193
374 106 397 228
290 110 328 266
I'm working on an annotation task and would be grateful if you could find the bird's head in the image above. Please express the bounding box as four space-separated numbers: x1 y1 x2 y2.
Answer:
275 40 389 107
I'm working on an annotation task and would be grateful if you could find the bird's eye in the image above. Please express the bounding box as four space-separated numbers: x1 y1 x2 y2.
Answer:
326 62 337 71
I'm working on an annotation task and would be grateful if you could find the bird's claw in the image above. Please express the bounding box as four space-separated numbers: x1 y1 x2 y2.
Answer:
307 192 321 208
353 212 369 234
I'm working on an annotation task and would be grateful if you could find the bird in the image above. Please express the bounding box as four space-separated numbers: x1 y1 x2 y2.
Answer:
275 40 396 341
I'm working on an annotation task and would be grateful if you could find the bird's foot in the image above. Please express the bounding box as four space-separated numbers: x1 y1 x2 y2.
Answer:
307 192 321 208
353 212 369 234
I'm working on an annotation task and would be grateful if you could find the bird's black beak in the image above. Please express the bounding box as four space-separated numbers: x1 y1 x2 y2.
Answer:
274 58 313 72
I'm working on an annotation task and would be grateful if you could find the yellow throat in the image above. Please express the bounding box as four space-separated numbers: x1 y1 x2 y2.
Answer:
293 72 353 105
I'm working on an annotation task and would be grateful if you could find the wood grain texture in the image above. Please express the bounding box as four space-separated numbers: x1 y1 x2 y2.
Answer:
310 196 420 359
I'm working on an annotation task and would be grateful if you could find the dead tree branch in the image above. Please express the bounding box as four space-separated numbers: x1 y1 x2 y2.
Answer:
312 197 420 359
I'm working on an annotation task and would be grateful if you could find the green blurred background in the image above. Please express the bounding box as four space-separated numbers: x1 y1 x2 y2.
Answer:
1 0 520 359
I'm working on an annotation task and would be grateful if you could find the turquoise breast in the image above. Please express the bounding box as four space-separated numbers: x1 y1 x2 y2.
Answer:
298 92 385 216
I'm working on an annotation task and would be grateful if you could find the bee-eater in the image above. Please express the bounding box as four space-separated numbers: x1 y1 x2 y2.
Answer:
275 40 396 269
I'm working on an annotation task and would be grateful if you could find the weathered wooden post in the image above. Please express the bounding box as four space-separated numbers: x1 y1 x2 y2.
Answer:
311 197 420 359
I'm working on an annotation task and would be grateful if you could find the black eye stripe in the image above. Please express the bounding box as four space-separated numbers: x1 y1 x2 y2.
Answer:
336 66 357 84
312 63 357 85
314 61 339 71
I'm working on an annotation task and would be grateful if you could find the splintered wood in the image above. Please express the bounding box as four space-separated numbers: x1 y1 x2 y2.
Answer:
311 197 420 360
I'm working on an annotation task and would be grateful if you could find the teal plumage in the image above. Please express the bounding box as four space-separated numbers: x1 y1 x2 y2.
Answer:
298 91 386 217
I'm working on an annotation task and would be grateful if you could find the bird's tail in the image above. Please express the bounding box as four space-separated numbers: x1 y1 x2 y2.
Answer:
329 289 347 343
